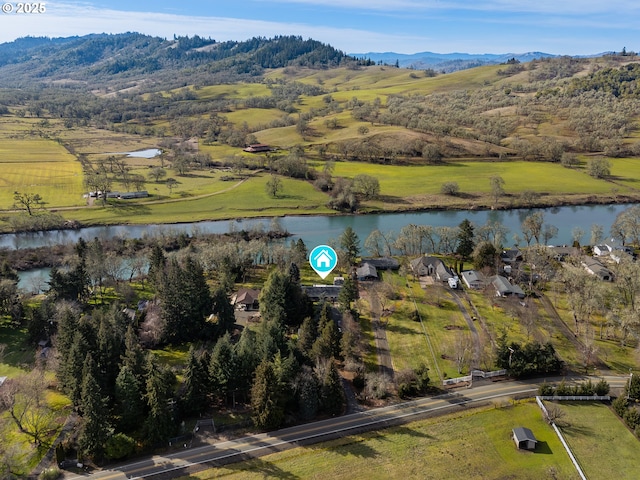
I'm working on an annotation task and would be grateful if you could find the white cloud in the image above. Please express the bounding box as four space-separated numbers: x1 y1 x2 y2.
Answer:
0 3 431 53
261 0 640 15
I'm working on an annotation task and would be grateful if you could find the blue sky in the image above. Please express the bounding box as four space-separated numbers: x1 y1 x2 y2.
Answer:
0 1 638 54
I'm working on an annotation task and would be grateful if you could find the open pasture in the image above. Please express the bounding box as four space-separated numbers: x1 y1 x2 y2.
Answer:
0 133 84 209
554 401 640 480
188 401 577 480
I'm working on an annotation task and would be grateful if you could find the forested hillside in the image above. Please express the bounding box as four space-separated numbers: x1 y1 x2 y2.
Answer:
0 33 357 89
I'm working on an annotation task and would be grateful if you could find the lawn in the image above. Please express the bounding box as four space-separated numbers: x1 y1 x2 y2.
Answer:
186 400 578 480
552 401 640 480
406 278 471 379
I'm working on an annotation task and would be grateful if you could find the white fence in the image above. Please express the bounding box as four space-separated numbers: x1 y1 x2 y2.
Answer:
539 395 610 401
536 396 587 480
443 369 507 386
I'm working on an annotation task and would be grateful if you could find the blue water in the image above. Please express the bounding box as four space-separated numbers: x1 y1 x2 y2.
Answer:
1 203 630 251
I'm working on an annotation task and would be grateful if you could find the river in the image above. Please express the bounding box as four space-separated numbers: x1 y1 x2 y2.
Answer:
1 203 629 252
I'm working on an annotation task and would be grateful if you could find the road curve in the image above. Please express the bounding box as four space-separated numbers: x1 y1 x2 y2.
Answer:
69 375 627 480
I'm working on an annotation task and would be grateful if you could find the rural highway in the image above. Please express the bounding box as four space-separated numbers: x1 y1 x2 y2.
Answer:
68 375 628 480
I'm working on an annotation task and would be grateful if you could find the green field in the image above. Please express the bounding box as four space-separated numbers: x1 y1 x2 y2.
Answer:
0 120 85 209
186 401 578 480
553 401 640 480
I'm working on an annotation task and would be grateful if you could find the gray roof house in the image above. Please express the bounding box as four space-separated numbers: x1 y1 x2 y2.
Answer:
232 288 261 310
362 257 400 270
512 427 538 451
303 285 342 302
490 275 526 298
581 257 614 281
356 262 378 281
410 256 455 282
461 270 486 290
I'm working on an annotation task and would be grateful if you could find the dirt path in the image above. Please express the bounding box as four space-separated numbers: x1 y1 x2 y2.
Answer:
448 290 481 370
362 286 395 381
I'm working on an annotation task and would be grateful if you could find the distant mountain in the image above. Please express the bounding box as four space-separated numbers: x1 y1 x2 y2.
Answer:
349 50 557 72
0 33 356 89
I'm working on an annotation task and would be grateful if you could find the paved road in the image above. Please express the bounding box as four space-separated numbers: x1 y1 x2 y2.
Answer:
68 375 627 480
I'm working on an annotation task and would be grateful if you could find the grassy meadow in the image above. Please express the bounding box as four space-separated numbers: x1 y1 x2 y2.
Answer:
186 400 578 480
553 401 640 480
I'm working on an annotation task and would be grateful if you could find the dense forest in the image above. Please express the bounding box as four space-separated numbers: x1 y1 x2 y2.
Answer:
0 33 362 89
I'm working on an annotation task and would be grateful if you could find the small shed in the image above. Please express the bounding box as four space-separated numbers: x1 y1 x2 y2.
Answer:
512 427 538 451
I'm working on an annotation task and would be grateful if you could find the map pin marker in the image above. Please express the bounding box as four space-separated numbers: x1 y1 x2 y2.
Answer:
309 245 338 280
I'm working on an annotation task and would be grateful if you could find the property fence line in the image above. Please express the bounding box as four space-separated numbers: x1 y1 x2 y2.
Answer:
538 395 610 401
471 369 507 379
536 396 587 480
443 375 472 385
443 369 507 386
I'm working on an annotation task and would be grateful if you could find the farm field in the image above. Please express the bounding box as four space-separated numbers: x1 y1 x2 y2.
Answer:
552 401 640 480
0 118 85 209
186 401 578 480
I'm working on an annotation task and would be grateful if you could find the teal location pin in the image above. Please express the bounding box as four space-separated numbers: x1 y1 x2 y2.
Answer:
309 245 338 279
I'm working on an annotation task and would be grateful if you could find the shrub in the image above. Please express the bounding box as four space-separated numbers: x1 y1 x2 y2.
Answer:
39 468 62 480
624 408 640 430
612 396 628 418
105 433 137 460
538 382 554 396
440 181 460 196
595 378 611 396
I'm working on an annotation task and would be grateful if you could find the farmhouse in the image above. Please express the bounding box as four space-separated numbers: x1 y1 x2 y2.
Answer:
581 257 614 281
500 248 523 264
547 245 580 261
490 275 525 298
356 262 378 281
303 285 342 302
410 256 455 282
512 427 538 451
361 257 400 270
461 270 486 290
232 288 260 311
243 144 272 153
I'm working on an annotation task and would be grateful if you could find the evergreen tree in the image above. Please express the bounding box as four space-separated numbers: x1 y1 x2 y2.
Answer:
59 331 91 407
338 276 358 312
147 243 166 288
319 360 344 415
208 334 236 403
288 262 301 283
156 257 211 344
95 309 126 398
180 347 210 416
120 325 148 385
251 360 285 430
211 286 235 336
312 320 342 361
340 226 360 266
114 365 144 432
144 359 176 446
297 316 317 356
259 269 288 324
234 327 259 401
456 219 475 259
78 370 111 461
295 367 319 420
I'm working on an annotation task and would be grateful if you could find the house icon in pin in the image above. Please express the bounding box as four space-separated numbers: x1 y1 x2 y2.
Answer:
314 249 333 269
